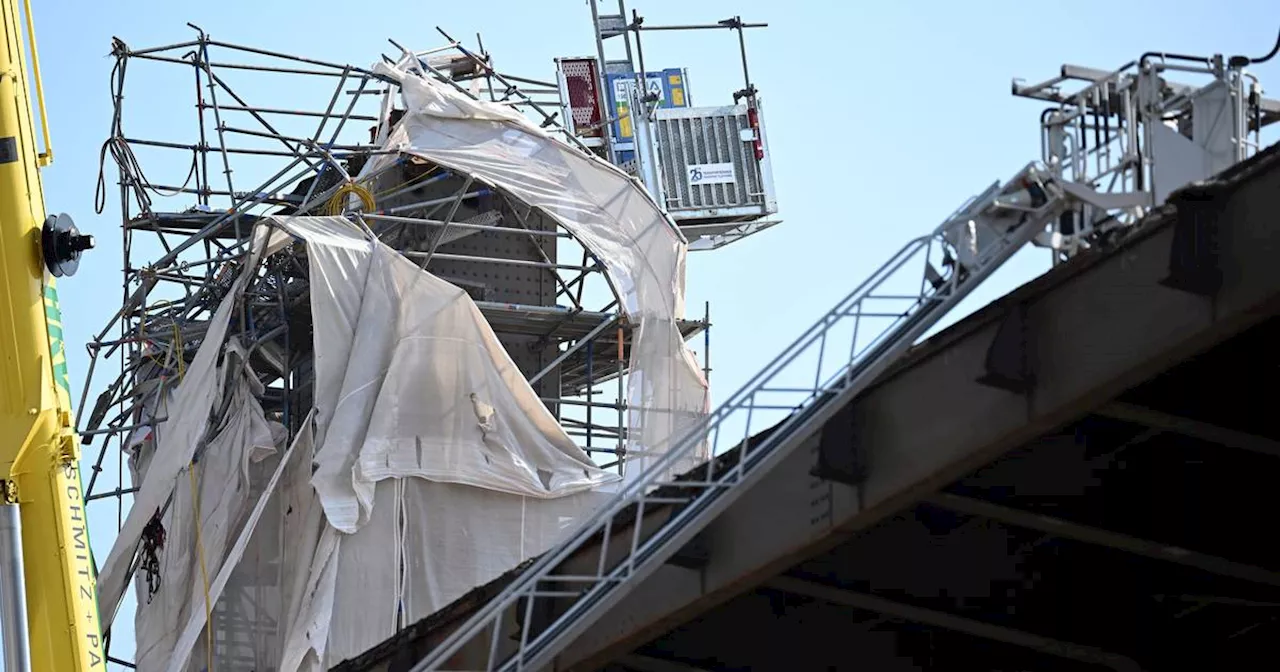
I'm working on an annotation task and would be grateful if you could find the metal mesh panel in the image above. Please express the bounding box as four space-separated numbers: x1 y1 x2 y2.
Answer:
655 105 765 215
559 59 602 134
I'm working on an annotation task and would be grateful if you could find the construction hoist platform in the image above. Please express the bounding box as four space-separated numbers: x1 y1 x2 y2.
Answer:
407 39 1280 672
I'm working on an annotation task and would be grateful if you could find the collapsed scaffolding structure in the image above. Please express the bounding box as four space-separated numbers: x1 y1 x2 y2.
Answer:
78 5 781 669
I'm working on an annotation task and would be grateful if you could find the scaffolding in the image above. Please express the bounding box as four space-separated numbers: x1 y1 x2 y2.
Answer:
78 25 722 668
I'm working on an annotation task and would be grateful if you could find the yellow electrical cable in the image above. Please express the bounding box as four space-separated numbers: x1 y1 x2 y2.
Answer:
188 466 214 672
369 165 437 199
325 182 376 216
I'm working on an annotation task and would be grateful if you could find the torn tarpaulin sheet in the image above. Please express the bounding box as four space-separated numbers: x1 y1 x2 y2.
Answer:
363 61 711 482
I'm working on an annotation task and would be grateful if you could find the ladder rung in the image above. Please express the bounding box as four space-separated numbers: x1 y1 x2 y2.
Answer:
597 15 628 39
529 590 582 599
604 60 633 75
541 575 619 584
651 480 728 489
642 496 693 505
757 386 817 394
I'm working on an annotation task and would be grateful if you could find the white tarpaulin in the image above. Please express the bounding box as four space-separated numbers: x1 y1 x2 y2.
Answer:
108 53 713 669
269 216 618 669
131 338 284 671
275 216 617 531
97 229 277 627
364 60 711 479
109 216 619 670
161 403 298 672
309 480 604 666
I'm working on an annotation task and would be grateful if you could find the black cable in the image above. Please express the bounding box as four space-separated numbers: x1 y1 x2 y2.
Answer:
1248 28 1280 63
1229 28 1280 67
95 52 200 215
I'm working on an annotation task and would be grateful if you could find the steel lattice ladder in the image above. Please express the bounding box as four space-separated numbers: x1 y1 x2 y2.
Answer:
410 162 1068 672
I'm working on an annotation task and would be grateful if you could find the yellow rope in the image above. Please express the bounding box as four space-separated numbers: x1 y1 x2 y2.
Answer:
188 465 214 672
325 182 376 216
171 322 185 380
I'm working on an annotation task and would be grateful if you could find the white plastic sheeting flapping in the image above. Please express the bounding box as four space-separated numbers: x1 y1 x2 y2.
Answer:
293 216 615 532
363 60 711 479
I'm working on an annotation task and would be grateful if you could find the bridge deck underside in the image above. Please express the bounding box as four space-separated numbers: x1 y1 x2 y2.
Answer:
623 314 1280 671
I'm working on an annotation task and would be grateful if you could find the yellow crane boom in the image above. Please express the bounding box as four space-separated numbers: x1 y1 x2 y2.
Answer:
1 0 105 670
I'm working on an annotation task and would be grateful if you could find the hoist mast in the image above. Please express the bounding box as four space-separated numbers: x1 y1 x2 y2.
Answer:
0 0 104 670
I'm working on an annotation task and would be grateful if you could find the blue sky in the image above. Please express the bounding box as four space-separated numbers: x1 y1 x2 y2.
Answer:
13 0 1280 667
